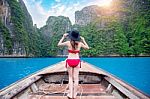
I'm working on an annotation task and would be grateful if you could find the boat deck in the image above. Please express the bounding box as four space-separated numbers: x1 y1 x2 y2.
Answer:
29 84 116 99
29 95 115 99
1 61 149 99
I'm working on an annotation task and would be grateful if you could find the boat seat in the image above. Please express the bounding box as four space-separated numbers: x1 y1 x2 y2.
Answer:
29 95 116 99
38 83 68 94
35 83 106 94
28 83 115 99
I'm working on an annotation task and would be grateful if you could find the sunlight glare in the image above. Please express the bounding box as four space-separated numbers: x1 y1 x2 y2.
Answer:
98 0 113 7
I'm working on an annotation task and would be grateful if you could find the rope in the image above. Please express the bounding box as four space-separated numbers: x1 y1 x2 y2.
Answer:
37 70 68 99
38 83 68 99
37 83 83 99
36 69 84 99
79 84 83 99
62 84 69 99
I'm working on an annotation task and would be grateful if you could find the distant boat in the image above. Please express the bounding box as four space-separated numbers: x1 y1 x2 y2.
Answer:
0 61 149 99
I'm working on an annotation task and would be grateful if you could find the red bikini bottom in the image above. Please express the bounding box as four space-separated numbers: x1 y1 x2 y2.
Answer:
66 59 81 68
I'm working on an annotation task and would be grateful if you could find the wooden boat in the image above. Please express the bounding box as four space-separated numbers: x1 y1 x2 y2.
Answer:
0 61 149 99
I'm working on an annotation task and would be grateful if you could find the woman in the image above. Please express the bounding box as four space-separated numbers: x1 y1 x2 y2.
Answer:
57 30 89 99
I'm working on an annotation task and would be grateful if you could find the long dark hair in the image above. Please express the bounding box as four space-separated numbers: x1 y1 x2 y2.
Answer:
70 40 78 50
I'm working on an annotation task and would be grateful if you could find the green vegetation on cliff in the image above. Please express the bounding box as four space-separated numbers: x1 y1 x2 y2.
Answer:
1 0 149 57
4 0 47 56
0 20 13 54
43 0 150 56
78 0 150 56
6 0 29 55
40 16 72 56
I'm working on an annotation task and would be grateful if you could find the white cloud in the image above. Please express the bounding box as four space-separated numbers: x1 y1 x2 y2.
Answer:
23 0 48 27
55 0 61 3
47 2 81 25
23 0 102 28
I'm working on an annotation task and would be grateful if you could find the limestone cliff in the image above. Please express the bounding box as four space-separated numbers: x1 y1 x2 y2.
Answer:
0 0 37 56
75 5 100 26
0 0 13 55
40 16 71 39
75 0 127 27
40 16 72 56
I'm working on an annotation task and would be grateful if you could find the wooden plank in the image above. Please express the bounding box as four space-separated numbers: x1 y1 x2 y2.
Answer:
29 95 116 99
79 84 106 93
38 61 107 75
37 84 106 94
0 76 41 99
105 77 140 99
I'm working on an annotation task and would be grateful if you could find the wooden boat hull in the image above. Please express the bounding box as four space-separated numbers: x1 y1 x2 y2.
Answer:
0 61 149 99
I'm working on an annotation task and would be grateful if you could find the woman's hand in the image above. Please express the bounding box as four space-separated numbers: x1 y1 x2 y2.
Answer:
80 36 89 49
63 33 68 38
58 33 69 46
80 36 85 40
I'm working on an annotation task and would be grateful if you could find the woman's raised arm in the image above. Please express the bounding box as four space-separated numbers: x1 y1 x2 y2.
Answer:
57 33 69 46
80 36 89 49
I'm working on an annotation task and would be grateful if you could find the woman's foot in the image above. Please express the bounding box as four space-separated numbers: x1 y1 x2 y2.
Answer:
73 92 77 98
67 96 72 99
67 93 72 99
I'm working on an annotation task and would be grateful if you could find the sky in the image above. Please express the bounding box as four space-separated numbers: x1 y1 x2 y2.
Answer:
23 0 112 28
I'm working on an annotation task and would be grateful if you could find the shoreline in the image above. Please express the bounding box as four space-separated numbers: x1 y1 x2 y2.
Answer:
0 55 150 58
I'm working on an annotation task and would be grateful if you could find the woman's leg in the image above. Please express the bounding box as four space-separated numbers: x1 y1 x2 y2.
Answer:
67 66 73 98
73 66 80 98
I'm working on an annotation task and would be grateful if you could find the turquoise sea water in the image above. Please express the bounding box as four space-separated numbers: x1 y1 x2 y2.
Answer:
0 57 150 96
